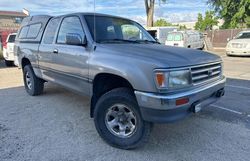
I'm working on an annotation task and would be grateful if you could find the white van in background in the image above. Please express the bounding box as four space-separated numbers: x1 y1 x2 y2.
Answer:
165 30 204 50
146 27 178 44
3 33 17 66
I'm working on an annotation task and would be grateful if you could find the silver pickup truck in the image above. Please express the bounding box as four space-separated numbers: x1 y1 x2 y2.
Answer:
14 13 226 149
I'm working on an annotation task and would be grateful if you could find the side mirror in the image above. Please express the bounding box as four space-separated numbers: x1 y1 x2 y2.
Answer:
66 33 87 46
227 38 230 42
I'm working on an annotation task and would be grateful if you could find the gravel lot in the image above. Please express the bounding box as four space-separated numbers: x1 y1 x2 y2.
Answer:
0 51 250 161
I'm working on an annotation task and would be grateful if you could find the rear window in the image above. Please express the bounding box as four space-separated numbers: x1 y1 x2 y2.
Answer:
27 23 42 38
7 35 16 42
174 34 182 41
167 33 183 41
19 26 29 39
167 34 174 41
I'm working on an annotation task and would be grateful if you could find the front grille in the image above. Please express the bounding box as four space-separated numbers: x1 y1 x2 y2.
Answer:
232 43 247 48
191 62 222 85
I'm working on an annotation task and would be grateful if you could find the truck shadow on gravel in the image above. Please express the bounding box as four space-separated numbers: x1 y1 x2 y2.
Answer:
0 60 17 69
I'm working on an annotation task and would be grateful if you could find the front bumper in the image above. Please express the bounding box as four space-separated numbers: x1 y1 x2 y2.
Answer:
226 48 250 56
135 77 226 123
3 51 15 61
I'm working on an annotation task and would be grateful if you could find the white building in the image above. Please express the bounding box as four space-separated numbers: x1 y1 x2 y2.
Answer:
172 22 196 30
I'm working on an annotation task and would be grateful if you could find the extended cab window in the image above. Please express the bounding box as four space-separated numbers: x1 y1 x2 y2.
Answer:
27 23 41 38
43 18 60 44
57 16 84 44
19 26 29 39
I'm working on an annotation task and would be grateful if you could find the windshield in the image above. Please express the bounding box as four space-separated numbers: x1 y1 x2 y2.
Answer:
84 15 156 43
7 35 16 43
235 32 250 39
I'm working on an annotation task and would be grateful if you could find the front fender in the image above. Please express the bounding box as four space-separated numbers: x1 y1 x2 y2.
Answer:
89 52 163 93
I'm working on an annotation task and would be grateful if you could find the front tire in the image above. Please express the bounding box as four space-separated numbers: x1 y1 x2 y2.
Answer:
23 65 44 96
94 88 152 149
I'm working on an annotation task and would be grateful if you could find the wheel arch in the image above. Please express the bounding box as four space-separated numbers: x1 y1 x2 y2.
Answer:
90 73 135 118
21 57 31 69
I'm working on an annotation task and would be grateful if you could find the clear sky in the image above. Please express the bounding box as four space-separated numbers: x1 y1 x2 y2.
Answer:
0 0 211 24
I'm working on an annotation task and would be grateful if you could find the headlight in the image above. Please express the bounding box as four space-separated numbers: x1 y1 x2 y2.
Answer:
155 70 191 89
226 43 231 48
169 70 191 88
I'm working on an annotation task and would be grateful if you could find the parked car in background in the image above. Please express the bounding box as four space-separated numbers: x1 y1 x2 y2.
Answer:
3 33 17 66
165 30 204 50
226 30 250 56
0 35 2 56
15 13 225 149
146 27 178 44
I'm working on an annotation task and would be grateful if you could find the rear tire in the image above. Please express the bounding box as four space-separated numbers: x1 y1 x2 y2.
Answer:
199 44 205 50
4 60 14 67
94 88 152 149
23 65 44 96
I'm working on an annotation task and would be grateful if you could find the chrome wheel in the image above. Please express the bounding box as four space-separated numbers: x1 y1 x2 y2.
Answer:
25 72 32 90
105 104 137 138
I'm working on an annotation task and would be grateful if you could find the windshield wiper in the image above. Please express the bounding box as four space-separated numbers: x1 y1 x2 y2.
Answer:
97 39 139 43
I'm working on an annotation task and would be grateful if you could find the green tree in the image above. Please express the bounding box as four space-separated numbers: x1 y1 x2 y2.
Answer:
179 25 187 30
195 13 204 30
154 19 172 26
208 0 250 28
203 11 219 30
194 11 218 31
144 0 167 27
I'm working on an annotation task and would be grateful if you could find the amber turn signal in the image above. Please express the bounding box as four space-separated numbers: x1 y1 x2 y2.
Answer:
155 72 166 88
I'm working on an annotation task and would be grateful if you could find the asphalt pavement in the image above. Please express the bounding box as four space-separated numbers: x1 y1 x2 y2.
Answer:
0 51 250 161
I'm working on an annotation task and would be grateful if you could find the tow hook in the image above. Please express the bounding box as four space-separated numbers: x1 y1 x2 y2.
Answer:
216 88 225 97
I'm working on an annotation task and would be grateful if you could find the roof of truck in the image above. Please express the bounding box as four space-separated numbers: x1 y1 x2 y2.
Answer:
55 12 133 21
22 12 136 24
21 15 52 26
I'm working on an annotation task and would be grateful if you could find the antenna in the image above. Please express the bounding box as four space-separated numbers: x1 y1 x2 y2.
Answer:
94 0 96 42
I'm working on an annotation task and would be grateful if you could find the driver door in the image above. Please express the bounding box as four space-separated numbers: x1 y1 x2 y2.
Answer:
51 16 90 95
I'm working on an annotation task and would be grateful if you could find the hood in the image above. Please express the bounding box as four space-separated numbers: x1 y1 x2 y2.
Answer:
98 43 221 68
229 39 250 43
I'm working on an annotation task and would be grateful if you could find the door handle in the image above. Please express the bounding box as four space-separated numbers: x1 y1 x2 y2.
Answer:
53 49 58 54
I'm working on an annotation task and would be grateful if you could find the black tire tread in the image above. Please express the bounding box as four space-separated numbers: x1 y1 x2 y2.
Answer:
94 87 152 150
23 65 44 96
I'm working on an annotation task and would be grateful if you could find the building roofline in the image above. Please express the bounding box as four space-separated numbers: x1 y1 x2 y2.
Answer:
0 10 28 17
